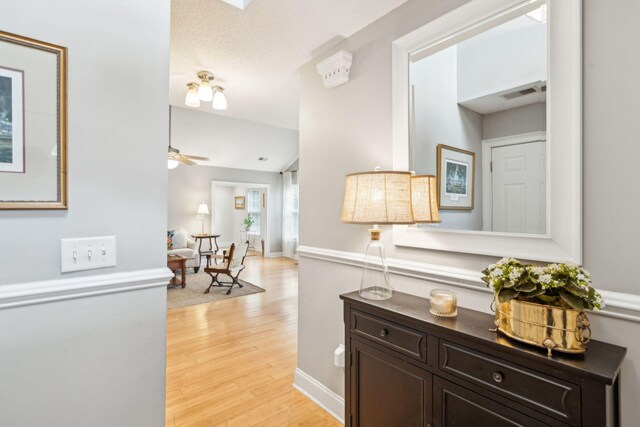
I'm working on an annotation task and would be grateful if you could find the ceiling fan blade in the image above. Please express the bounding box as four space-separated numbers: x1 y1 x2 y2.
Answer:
181 154 210 161
176 156 196 166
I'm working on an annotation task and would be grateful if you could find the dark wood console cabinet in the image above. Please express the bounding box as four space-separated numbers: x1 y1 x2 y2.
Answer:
341 291 626 427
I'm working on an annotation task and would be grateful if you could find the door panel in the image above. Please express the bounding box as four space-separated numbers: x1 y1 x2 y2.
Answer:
491 141 546 234
351 340 432 427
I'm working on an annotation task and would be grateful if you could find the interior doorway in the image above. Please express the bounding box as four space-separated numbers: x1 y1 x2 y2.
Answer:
211 181 271 256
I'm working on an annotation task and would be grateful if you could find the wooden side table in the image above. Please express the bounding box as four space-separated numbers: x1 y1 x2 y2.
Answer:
167 255 187 288
192 234 220 268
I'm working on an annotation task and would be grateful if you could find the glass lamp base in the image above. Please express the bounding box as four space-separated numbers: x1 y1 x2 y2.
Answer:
359 228 393 301
360 287 392 301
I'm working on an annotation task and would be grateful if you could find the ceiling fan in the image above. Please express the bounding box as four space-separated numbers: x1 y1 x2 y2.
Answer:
167 106 210 169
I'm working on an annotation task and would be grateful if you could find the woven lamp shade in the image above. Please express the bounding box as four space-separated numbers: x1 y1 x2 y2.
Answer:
411 175 440 223
341 171 414 224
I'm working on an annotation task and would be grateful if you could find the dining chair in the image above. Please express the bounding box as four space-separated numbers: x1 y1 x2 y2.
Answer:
203 241 250 295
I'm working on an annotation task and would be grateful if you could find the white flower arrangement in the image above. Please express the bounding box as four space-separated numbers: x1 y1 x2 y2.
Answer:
482 257 604 311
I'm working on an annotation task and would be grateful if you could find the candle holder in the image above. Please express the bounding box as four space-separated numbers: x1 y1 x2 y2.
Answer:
430 289 457 317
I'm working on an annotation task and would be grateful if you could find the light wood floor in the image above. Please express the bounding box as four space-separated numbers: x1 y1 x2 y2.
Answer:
166 256 342 427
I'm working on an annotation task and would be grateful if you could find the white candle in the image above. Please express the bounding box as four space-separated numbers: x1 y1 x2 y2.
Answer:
430 289 457 317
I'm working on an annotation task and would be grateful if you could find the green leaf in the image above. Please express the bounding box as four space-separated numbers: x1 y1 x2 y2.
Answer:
502 280 516 289
520 285 545 299
565 283 588 297
559 290 586 311
537 294 559 304
515 281 536 292
498 288 519 303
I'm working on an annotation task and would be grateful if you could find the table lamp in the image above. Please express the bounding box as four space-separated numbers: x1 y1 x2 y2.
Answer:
341 170 414 300
410 175 441 224
197 202 209 235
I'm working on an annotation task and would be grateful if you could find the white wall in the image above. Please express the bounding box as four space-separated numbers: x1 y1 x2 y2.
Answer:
297 0 640 425
171 106 299 173
457 19 547 102
411 46 483 231
231 186 248 244
168 165 283 253
0 0 170 426
286 158 299 172
212 185 234 243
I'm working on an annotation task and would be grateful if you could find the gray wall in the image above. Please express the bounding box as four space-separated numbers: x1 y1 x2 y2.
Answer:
483 102 546 140
0 0 170 426
412 46 483 230
297 0 640 424
0 2 169 285
168 165 283 253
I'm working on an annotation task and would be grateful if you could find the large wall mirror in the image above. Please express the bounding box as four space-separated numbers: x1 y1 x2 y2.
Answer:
392 0 582 263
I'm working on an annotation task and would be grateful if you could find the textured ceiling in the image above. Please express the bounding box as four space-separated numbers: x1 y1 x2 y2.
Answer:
170 0 408 130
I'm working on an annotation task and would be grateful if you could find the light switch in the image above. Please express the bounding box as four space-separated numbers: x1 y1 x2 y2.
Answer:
61 236 116 273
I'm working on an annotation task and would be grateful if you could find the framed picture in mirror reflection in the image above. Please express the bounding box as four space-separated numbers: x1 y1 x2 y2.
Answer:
437 144 475 210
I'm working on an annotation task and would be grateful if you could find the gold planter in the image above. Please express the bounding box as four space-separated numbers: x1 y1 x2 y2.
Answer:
493 298 591 356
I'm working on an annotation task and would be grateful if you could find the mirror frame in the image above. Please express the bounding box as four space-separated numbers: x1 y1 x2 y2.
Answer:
392 0 582 263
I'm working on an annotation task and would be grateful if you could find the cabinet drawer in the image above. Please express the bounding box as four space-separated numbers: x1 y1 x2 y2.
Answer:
434 376 547 427
439 340 580 425
351 310 426 362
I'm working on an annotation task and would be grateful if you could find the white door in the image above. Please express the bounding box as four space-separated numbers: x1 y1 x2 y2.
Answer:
491 141 546 234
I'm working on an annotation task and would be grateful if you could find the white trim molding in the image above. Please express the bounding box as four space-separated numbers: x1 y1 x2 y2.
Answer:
392 0 583 264
0 268 173 310
297 245 640 323
266 251 284 258
293 368 345 424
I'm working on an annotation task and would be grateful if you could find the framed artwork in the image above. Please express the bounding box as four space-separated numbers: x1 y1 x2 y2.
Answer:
0 31 67 209
437 144 475 210
234 196 245 209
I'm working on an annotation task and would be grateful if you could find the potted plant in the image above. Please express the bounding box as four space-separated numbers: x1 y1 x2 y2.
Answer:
243 216 254 232
482 258 603 356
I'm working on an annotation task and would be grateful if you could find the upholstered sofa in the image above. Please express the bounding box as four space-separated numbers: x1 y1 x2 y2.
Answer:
168 230 201 273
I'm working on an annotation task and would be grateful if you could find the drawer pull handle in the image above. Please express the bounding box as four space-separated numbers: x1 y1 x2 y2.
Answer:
492 372 504 383
379 329 388 337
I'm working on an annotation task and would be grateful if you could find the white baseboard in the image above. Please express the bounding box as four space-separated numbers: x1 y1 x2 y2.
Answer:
293 368 345 424
266 251 283 258
297 245 640 323
0 268 173 310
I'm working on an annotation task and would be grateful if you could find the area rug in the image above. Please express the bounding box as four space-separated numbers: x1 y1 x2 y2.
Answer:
167 270 265 309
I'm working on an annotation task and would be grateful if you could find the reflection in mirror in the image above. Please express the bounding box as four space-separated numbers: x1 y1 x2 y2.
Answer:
410 2 547 235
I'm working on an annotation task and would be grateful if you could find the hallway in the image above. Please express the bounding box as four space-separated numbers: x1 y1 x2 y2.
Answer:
166 257 341 426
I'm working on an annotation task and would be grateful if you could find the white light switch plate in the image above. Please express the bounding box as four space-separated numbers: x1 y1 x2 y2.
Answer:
61 236 116 273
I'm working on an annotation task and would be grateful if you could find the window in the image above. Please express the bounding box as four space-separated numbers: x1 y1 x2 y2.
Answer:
283 171 299 259
291 181 299 241
247 189 261 235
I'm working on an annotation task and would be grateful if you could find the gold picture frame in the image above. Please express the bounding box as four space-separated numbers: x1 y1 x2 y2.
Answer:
0 31 68 210
436 144 475 210
234 196 245 209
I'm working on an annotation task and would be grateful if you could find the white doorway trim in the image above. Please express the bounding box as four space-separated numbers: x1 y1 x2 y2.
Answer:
211 181 272 257
481 131 547 232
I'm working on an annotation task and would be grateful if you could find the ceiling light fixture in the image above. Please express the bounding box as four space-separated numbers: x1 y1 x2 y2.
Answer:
185 82 200 107
212 86 227 110
197 70 214 102
184 71 228 110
